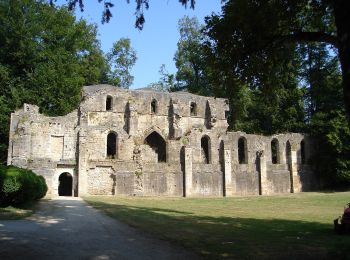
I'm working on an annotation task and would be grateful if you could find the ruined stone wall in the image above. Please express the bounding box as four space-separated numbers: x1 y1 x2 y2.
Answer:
8 104 78 195
8 84 316 197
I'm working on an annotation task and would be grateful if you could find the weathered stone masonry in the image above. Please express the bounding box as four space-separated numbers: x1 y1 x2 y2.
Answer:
7 85 315 197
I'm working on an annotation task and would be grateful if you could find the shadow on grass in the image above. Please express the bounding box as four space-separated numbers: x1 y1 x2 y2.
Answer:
0 200 42 220
87 200 350 259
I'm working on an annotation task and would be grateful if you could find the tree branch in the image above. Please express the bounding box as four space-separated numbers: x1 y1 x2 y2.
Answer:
277 32 338 48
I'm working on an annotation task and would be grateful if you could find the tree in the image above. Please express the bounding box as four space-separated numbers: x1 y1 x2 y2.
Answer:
202 0 349 184
147 64 175 92
0 0 107 163
174 16 208 94
51 0 350 127
107 38 137 89
204 0 350 128
299 43 350 186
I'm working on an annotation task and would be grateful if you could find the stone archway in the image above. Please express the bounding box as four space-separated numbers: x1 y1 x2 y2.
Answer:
58 172 73 196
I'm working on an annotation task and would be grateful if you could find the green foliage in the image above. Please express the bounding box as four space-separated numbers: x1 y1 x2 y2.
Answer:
0 0 107 163
107 38 137 89
310 110 350 187
174 16 207 93
147 64 175 92
0 166 47 207
170 1 349 185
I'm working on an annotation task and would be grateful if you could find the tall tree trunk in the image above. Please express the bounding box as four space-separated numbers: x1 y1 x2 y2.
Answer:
334 0 350 128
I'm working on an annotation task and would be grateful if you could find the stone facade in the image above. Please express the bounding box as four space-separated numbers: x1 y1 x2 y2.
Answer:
7 85 315 197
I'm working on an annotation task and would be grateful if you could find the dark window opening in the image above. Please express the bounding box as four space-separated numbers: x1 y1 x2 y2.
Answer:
201 135 210 164
190 102 197 116
286 141 292 167
286 140 294 193
124 102 130 134
151 99 157 114
300 140 306 164
107 132 117 159
145 131 166 162
106 96 113 111
225 110 230 120
238 137 248 164
58 172 72 196
271 138 280 164
205 100 212 129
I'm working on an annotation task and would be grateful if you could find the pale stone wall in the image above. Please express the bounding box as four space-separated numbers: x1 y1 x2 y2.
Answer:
8 85 316 197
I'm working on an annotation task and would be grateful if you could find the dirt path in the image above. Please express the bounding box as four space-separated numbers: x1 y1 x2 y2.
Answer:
0 197 199 260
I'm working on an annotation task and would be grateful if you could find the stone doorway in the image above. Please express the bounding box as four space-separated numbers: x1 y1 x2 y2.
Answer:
58 172 73 196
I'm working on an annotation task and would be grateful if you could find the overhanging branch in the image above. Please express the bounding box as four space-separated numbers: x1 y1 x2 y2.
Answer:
277 32 338 48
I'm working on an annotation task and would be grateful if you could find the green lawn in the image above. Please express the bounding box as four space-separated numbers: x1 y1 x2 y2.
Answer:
84 192 350 259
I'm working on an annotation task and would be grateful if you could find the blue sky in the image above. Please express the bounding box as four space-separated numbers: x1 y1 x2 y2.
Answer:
56 1 222 89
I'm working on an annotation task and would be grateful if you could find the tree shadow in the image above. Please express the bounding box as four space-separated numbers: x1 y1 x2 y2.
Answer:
88 200 350 259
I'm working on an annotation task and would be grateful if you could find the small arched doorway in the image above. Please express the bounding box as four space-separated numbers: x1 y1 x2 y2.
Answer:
58 172 73 196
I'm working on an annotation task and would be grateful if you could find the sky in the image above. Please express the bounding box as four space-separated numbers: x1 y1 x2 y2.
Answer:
55 0 223 89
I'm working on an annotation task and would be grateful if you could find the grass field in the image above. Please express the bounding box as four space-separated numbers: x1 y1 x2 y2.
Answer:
0 201 37 220
85 192 350 259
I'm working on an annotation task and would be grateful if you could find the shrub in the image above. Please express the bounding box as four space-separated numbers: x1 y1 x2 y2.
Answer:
0 166 47 207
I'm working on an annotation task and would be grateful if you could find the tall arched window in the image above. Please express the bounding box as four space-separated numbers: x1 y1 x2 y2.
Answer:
151 99 158 114
300 140 306 164
286 140 294 193
145 131 166 162
124 102 131 134
190 102 197 116
238 137 248 164
286 141 291 165
201 135 210 164
271 138 280 164
107 132 117 159
106 95 113 111
205 101 212 129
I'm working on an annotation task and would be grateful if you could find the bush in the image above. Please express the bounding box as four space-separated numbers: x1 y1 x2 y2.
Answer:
0 166 47 207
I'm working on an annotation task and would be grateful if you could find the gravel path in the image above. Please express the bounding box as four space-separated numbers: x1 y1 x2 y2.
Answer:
0 197 199 260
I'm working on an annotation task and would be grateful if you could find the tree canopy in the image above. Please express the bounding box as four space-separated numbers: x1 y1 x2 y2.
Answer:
107 38 137 89
0 0 106 163
55 0 350 129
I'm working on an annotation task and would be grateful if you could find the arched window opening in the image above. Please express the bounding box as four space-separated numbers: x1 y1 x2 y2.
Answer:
271 138 280 164
107 132 117 159
300 140 306 164
286 140 292 169
190 102 197 116
124 102 131 134
286 140 294 193
151 99 158 114
205 100 212 129
106 95 113 111
238 137 248 164
145 131 166 162
201 135 210 164
58 172 72 196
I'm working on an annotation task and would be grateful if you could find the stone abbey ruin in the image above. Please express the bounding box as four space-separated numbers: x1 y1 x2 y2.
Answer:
7 85 315 197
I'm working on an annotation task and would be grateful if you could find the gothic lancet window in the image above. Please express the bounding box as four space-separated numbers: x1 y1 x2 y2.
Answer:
238 137 248 164
151 99 158 114
201 135 210 164
271 138 280 164
145 131 166 162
